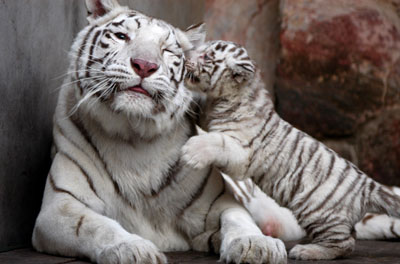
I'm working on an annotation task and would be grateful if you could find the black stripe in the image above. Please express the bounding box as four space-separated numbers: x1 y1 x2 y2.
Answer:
49 173 89 208
112 20 125 27
390 221 400 238
186 22 204 31
285 144 307 204
149 158 182 197
58 151 100 199
86 29 102 77
273 131 304 197
179 168 213 216
299 163 351 221
76 216 85 236
292 143 330 211
244 111 274 148
76 26 96 92
99 41 109 49
254 123 293 184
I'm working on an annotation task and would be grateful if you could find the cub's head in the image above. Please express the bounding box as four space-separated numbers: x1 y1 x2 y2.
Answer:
185 40 255 98
69 0 205 137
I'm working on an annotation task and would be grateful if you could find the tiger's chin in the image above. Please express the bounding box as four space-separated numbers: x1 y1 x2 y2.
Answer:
112 89 155 117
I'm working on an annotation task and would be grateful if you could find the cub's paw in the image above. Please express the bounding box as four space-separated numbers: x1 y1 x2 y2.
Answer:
181 135 220 170
289 243 351 260
220 235 287 264
97 238 167 264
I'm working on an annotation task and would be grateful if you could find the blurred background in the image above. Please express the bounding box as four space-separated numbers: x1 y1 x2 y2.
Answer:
0 0 398 252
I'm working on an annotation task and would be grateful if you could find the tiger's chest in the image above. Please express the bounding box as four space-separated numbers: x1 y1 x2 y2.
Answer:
91 131 196 250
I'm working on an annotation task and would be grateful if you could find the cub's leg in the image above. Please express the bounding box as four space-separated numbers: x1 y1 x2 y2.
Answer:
289 215 355 260
181 132 248 179
355 213 400 240
218 207 287 264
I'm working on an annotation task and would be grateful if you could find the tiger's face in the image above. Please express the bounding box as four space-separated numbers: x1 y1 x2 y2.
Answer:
70 0 204 134
185 41 255 98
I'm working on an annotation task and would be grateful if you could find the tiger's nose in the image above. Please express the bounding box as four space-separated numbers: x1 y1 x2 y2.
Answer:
130 58 159 78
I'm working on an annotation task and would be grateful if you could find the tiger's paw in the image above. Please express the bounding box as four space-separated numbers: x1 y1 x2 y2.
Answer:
220 235 287 264
181 134 220 170
97 237 167 264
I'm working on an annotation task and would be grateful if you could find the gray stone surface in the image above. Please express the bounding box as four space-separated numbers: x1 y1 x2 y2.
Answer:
0 0 204 252
2 240 400 264
0 0 87 252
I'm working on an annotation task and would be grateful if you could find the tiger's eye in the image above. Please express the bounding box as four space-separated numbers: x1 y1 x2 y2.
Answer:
204 54 211 61
114 32 129 41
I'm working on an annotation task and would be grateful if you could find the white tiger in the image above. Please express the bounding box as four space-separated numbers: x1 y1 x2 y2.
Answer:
32 1 287 264
182 40 400 260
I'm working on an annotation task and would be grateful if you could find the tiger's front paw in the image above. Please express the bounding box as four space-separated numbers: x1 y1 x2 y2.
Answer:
97 237 167 264
181 135 220 170
220 235 287 264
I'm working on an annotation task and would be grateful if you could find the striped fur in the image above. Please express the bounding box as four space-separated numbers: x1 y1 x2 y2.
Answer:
32 2 287 264
228 176 400 242
182 40 400 260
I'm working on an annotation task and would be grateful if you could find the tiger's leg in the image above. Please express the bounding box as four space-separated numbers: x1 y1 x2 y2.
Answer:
33 156 166 264
289 216 355 260
181 132 248 179
33 191 167 264
355 213 400 240
218 207 288 264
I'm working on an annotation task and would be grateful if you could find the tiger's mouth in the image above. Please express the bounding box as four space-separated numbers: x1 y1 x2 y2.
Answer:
127 85 151 97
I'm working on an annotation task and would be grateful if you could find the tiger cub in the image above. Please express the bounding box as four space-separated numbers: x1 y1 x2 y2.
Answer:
182 40 400 260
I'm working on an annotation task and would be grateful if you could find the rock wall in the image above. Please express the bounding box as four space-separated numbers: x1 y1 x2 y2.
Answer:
276 0 400 185
204 0 281 93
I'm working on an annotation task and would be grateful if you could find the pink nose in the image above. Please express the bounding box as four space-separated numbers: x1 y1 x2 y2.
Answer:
131 58 159 78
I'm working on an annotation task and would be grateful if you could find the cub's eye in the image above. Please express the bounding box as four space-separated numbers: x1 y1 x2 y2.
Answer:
114 32 129 41
203 54 211 61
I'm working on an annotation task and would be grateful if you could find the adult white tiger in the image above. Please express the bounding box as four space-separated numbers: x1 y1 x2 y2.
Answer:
32 1 287 263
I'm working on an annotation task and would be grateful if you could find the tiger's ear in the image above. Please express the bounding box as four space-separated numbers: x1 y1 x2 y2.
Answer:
85 0 120 22
231 62 256 84
185 23 206 48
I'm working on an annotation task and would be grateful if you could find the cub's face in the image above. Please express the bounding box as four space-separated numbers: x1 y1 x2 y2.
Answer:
185 41 255 98
71 0 204 124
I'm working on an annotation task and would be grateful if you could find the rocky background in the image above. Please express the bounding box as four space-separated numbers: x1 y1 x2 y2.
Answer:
204 0 400 186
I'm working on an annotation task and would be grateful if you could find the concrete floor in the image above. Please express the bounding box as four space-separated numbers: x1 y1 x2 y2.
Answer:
1 240 400 263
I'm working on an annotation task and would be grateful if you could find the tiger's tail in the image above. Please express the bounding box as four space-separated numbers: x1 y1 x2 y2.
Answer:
368 180 400 217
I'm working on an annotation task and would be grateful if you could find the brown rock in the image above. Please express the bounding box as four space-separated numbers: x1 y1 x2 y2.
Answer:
322 139 358 165
356 109 400 186
204 0 280 94
276 0 400 138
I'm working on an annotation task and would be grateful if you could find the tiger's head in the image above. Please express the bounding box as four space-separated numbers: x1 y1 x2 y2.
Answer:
69 0 205 138
185 40 255 99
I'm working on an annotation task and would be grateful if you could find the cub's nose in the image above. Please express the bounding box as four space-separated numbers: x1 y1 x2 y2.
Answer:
130 58 159 78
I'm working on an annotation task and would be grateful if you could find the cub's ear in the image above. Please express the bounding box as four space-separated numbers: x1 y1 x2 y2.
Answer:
85 0 120 22
231 61 256 84
176 23 206 52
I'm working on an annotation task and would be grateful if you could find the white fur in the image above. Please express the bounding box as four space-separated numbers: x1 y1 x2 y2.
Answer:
32 2 289 263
